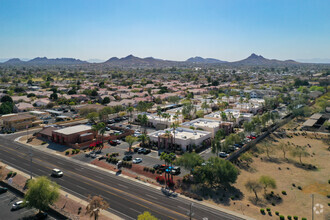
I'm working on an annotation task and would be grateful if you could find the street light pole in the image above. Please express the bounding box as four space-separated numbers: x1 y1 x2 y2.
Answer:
312 194 314 220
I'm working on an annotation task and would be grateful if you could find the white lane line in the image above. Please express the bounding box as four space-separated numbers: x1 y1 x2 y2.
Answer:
57 161 64 165
37 168 45 173
76 185 86 190
145 194 154 199
118 183 128 189
178 206 186 210
129 208 140 213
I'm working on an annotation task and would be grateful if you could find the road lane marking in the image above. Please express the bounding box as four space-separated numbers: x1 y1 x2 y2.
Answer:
129 208 141 213
76 185 87 190
0 146 182 220
117 183 128 189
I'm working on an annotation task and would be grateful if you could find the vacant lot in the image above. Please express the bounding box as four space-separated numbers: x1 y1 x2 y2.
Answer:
201 121 329 220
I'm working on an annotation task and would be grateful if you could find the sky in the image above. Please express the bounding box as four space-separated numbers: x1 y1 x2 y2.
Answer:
0 0 329 62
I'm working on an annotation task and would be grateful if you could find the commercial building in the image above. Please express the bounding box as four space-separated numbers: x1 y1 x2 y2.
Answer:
180 118 220 138
133 112 183 130
148 127 211 151
52 125 96 146
0 113 41 131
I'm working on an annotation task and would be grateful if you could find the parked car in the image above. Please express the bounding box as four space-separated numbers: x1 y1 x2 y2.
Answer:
123 155 132 161
134 147 141 153
125 125 132 129
159 164 169 171
43 120 49 124
219 152 229 158
133 158 142 164
114 118 121 122
108 119 115 124
35 212 48 219
11 201 26 210
0 186 8 194
143 149 151 154
109 140 118 146
234 144 243 148
153 164 161 170
138 148 145 154
51 168 63 177
105 127 111 131
171 166 181 175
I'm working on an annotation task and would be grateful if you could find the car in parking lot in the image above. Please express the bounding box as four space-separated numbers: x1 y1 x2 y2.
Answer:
125 125 132 129
133 158 142 164
158 164 169 171
171 166 181 175
219 152 229 158
153 164 161 170
11 201 26 211
51 168 63 177
123 155 132 161
134 147 141 153
105 127 111 131
0 186 8 194
109 140 119 146
234 143 243 148
108 119 115 124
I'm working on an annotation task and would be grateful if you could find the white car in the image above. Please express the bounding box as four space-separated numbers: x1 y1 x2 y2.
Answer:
133 158 142 164
51 168 63 177
219 152 229 158
12 201 26 210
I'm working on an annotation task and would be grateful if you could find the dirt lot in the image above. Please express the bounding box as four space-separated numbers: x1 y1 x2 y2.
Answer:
210 121 330 220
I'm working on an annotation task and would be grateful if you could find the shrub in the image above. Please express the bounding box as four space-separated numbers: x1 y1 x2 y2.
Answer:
6 171 13 178
106 153 109 156
260 208 265 214
167 178 175 187
76 149 80 153
292 183 296 187
12 172 17 177
266 207 271 212
302 218 307 220
71 150 75 154
156 176 165 184
275 211 279 215
65 151 69 155
288 216 292 220
149 168 155 173
282 191 287 195
294 216 298 220
297 186 302 190
280 215 285 220
327 195 330 198
272 202 276 206
328 203 330 206
230 196 235 200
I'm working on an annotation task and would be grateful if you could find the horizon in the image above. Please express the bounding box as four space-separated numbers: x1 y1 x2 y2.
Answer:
0 0 330 62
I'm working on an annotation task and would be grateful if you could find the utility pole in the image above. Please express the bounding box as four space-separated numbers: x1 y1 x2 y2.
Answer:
311 194 314 220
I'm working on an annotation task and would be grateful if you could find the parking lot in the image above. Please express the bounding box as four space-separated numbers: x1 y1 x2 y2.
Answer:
0 188 54 220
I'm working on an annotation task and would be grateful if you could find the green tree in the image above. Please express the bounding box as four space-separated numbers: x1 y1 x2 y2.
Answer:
126 106 134 123
160 152 176 185
137 211 158 220
1 95 13 103
0 102 14 114
102 97 110 104
85 195 109 220
87 112 99 124
260 141 275 158
259 175 276 194
175 152 204 171
290 145 310 164
239 152 253 166
245 179 262 201
278 142 292 159
193 157 239 187
24 176 60 213
125 135 138 152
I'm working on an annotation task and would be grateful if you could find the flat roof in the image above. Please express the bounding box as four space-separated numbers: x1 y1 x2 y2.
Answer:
149 127 210 140
54 125 92 135
310 113 323 120
181 118 220 128
303 119 317 127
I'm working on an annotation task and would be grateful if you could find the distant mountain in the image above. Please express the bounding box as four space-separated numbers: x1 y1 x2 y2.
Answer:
86 58 105 63
231 53 300 66
103 55 176 67
186 56 227 63
4 58 25 65
27 57 87 65
296 58 330 64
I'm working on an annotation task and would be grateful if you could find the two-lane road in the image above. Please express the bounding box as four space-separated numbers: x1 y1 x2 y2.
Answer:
0 136 246 220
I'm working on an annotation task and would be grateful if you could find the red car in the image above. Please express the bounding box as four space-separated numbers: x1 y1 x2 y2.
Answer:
247 136 256 139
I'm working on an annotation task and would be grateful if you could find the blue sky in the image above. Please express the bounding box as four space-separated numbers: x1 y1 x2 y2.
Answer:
0 0 329 62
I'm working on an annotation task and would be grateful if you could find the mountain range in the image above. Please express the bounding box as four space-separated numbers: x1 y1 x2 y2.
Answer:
0 53 319 67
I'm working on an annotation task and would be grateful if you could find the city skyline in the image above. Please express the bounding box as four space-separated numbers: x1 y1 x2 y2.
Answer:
0 0 329 62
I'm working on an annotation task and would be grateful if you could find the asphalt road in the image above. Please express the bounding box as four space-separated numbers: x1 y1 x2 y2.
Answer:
0 135 245 220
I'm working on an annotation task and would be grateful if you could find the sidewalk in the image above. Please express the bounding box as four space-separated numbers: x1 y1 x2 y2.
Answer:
0 161 122 220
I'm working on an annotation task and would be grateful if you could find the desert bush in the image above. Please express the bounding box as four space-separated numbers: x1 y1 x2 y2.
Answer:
294 216 298 220
287 215 292 220
280 215 285 220
65 151 69 155
298 186 302 190
230 196 235 200
282 191 287 195
156 176 165 184
266 207 271 212
302 218 307 220
260 208 265 214
275 211 279 215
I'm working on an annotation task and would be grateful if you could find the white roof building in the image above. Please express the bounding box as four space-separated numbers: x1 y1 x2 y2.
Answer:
148 127 211 151
180 118 220 138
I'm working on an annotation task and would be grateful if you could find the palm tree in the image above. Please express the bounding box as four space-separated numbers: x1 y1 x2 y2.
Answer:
170 122 179 149
141 114 148 134
127 106 134 123
125 135 138 152
139 134 149 147
92 122 106 152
